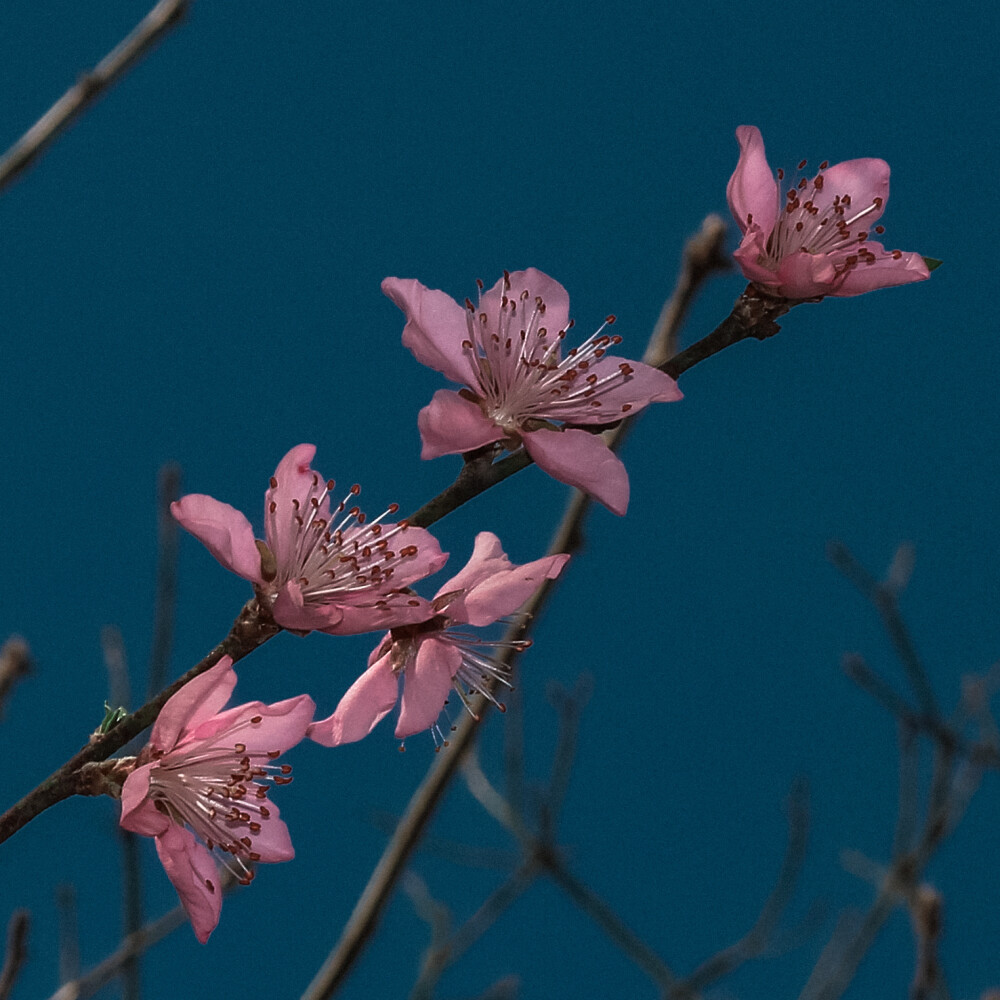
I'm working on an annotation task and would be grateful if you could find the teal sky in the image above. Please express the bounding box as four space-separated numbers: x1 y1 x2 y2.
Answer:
1 3 998 998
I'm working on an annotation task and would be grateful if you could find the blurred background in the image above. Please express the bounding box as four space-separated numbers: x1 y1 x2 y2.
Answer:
1 1 997 997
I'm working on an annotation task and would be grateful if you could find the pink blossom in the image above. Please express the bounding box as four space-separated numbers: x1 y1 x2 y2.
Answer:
726 125 930 300
119 657 315 943
171 444 448 635
308 532 569 746
383 269 682 516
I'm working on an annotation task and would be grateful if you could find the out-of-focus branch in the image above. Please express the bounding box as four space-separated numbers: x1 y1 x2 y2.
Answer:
56 885 80 986
0 638 32 720
302 217 731 1000
0 911 29 1000
148 463 181 699
0 0 190 192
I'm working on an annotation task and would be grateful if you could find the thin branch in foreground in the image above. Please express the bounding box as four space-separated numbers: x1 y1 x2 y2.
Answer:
300 216 731 1000
56 885 80 986
0 637 32 720
0 911 29 1000
0 0 190 192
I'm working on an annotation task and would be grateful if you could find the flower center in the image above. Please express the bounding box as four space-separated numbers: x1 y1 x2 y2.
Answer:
767 160 888 266
460 272 634 429
148 715 292 885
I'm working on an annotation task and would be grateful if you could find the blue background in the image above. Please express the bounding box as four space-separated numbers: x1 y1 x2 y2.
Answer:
1 2 998 997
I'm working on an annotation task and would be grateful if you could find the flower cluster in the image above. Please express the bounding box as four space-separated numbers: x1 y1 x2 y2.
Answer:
112 126 931 944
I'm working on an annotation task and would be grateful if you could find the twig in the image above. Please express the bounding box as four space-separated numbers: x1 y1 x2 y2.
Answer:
300 216 732 1000
672 781 810 997
0 911 29 1000
56 885 80 985
101 627 131 716
0 0 190 192
543 675 593 824
0 638 32 721
0 600 279 847
148 463 181 699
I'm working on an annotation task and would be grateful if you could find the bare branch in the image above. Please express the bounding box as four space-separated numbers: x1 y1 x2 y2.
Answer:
0 911 29 1000
56 885 80 985
0 0 190 192
148 463 182 699
0 638 32 721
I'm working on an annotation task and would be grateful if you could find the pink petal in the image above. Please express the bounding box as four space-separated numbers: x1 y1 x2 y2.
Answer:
479 269 571 340
771 248 842 299
815 157 890 228
396 639 460 738
545 356 682 425
308 651 399 746
418 390 504 459
151 657 237 751
383 277 479 386
242 794 294 862
264 444 325 575
319 593 438 636
155 824 223 944
171 494 262 585
190 693 316 754
436 531 512 598
521 426 630 516
731 228 781 288
272 580 345 632
119 765 170 837
831 245 930 296
458 552 570 626
727 126 778 237
374 524 448 588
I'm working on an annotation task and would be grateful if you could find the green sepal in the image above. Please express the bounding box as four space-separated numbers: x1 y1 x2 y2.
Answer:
922 257 943 272
99 701 128 734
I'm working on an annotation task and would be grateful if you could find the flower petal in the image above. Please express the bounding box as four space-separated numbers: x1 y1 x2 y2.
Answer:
171 494 262 585
308 651 399 746
155 824 223 944
319 593 438 636
190 693 316 754
119 764 170 837
151 657 237 751
396 639 460 739
545 356 682 425
727 126 778 237
831 244 931 296
264 444 328 575
816 157 890 228
436 531 511 598
458 552 570 627
272 580 346 632
522 427 630 516
479 269 571 340
417 390 504 459
242 794 294 862
383 277 479 386
771 248 842 299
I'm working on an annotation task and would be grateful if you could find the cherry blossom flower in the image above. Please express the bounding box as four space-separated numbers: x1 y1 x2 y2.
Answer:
171 444 447 635
119 657 315 943
726 125 930 300
308 532 569 746
382 269 682 516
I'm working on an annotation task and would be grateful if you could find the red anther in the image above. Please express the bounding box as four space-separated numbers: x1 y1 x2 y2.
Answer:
605 314 616 324
814 175 824 190
398 743 406 753
310 497 319 508
240 837 252 849
400 545 418 557
273 775 293 785
798 158 807 169
407 599 420 606
205 879 216 893
795 222 804 232
250 715 263 724
589 400 601 407
249 822 262 833
498 703 507 713
776 168 784 180
476 278 484 290
269 477 278 489
269 501 277 513
260 806 270 818
619 363 634 375
819 160 829 169
798 177 807 189
298 576 310 587
621 403 633 412
249 852 262 862
875 225 885 234
892 249 903 259
357 512 367 525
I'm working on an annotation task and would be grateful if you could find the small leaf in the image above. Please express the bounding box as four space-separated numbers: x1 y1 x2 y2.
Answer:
922 256 943 272
99 701 128 735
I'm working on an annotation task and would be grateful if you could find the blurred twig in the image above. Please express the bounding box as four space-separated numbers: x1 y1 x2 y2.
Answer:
0 638 32 721
0 0 190 192
56 885 80 986
148 463 181 699
0 911 29 1000
301 215 731 1000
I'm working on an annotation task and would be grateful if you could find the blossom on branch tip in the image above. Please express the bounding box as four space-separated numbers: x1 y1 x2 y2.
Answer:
726 125 930 300
382 269 682 516
119 657 315 943
171 444 447 634
308 531 569 746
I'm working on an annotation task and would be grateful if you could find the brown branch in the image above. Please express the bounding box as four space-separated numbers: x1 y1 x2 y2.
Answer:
0 600 278 848
301 217 733 1000
0 0 190 192
0 911 29 1000
56 885 80 986
0 638 32 721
